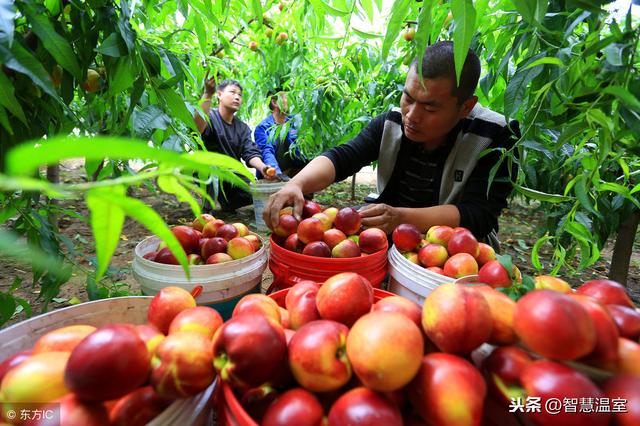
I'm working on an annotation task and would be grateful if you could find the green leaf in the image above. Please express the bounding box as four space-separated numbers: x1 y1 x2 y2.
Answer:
352 27 382 39
381 0 411 61
574 175 602 219
95 32 128 57
194 14 208 56
504 54 545 117
87 186 126 282
513 184 573 203
451 0 476 85
6 136 250 180
0 292 16 325
156 87 198 133
0 0 15 45
512 0 548 25
90 192 190 275
0 104 11 134
0 41 61 102
602 86 640 111
250 0 262 19
415 0 435 78
586 109 614 134
495 253 515 280
24 7 81 78
108 56 135 95
157 174 201 215
523 57 564 70
360 0 374 22
0 69 27 125
0 229 70 278
531 235 552 271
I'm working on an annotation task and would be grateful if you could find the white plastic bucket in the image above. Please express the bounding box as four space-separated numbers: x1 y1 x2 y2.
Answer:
387 245 452 304
132 235 268 319
251 181 286 232
0 297 216 426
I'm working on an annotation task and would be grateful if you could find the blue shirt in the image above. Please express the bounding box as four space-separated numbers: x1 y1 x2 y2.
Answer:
253 115 299 174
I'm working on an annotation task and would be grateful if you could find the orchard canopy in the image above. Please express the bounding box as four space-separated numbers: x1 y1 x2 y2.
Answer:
0 0 638 317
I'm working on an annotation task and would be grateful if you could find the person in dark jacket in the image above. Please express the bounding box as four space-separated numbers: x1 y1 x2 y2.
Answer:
263 41 519 244
194 78 274 212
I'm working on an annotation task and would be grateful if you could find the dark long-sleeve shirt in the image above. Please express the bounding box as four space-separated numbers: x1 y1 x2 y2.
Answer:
323 111 519 238
201 109 261 164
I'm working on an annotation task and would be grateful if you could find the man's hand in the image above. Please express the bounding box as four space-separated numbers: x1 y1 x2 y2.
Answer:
358 203 402 234
264 182 305 230
261 166 279 181
203 69 216 97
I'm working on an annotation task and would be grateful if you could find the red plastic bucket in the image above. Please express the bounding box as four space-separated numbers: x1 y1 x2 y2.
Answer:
267 236 388 293
217 287 396 426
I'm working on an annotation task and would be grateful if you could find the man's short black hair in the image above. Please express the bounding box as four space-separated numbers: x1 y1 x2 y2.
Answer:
217 79 243 93
411 41 480 104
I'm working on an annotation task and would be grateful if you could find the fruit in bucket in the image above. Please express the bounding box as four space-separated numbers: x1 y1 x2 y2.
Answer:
331 239 361 258
302 241 331 257
216 224 239 241
288 320 352 392
261 388 324 426
206 252 234 264
302 200 323 218
316 272 373 327
408 353 486 425
212 313 287 389
227 237 255 259
371 295 421 327
274 214 299 237
576 279 636 308
32 325 96 354
65 324 151 401
426 225 454 246
171 225 200 254
447 228 479 257
200 237 228 259
520 360 610 426
392 223 421 251
328 387 403 426
421 283 492 354
358 227 388 254
333 207 361 235
323 228 347 249
150 330 215 398
443 253 478 278
0 352 70 416
297 218 325 244
513 290 596 360
346 311 423 391
168 306 223 339
147 286 197 334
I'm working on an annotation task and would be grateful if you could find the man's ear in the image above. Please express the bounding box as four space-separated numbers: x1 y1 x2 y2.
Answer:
459 95 478 119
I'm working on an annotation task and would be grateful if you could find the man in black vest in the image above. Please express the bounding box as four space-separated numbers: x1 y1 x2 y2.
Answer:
263 41 519 241
195 78 274 212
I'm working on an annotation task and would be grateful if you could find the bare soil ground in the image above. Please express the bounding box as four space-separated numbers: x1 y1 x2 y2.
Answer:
1 161 638 328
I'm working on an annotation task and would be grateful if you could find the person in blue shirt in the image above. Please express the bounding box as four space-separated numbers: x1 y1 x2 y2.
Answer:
254 92 308 179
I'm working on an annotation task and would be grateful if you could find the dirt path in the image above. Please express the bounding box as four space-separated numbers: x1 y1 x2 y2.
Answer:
1 161 638 327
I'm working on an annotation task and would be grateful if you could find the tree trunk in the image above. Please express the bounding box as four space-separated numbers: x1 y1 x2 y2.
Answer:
351 174 356 200
46 163 60 230
609 209 640 291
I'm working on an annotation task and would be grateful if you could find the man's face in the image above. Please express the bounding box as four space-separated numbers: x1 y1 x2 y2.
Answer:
218 84 242 113
400 68 476 149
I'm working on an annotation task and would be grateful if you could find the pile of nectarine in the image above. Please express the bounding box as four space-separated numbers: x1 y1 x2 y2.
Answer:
392 223 526 286
143 215 261 265
0 286 222 425
274 201 388 258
